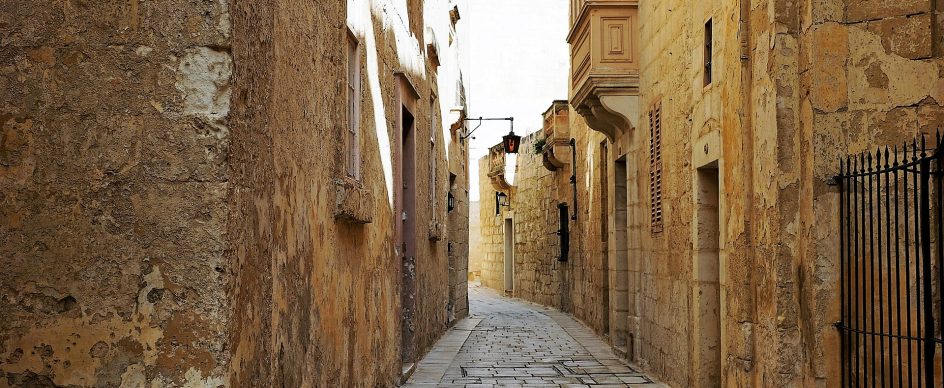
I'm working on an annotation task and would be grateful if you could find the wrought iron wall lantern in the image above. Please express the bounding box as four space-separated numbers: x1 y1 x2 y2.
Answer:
462 116 520 154
495 191 510 215
447 192 456 212
503 130 521 154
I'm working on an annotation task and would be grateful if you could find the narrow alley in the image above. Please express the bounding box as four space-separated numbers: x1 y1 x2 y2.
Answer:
404 286 661 387
4 0 944 386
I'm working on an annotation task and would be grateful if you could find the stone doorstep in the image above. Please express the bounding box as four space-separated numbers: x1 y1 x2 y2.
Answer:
399 362 416 385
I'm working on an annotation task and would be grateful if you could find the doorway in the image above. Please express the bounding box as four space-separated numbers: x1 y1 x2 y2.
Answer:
693 164 721 387
503 218 514 293
612 156 630 355
600 141 610 336
399 105 417 366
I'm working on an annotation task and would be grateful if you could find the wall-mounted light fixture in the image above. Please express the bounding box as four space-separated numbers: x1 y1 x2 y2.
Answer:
462 117 520 154
447 192 456 212
503 130 521 154
495 191 510 215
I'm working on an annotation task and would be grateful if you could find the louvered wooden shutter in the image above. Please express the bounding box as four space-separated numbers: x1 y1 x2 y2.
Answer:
649 102 664 234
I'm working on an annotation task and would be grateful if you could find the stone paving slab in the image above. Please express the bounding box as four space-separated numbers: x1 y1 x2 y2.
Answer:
403 286 665 387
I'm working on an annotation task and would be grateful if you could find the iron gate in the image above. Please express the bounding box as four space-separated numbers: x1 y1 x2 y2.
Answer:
836 135 944 387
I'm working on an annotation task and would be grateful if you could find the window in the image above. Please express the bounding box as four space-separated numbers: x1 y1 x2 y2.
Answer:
649 101 663 234
704 19 713 86
429 94 438 217
346 29 361 179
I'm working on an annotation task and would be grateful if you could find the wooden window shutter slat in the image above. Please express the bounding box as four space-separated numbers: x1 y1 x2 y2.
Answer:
649 101 664 234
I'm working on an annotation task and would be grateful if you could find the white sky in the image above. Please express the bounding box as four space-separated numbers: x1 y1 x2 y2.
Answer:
457 0 570 202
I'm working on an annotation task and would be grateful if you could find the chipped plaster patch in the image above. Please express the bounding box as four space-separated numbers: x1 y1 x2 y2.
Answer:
120 363 147 388
175 47 232 123
848 26 937 110
0 267 166 386
181 367 226 388
216 0 231 39
136 46 153 57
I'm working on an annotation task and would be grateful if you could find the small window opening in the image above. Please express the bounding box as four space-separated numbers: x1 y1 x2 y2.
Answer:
704 19 713 86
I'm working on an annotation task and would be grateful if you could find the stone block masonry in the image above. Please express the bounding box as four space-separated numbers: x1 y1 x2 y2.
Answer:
474 1 944 387
0 0 469 386
476 105 612 345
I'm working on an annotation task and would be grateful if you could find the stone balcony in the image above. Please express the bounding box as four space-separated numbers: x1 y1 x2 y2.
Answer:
541 100 572 171
487 143 512 191
567 0 640 140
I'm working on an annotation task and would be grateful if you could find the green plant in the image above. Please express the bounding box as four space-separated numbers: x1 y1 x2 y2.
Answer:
533 137 547 155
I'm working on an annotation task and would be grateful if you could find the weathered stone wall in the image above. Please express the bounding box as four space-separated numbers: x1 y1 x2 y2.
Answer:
0 0 468 386
568 115 611 337
448 121 471 322
227 0 408 385
468 201 483 279
478 158 507 291
506 133 565 308
759 0 944 386
630 0 944 386
0 0 233 385
475 113 610 337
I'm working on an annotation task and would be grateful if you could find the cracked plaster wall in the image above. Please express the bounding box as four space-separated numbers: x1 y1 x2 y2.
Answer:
0 0 233 386
0 0 467 386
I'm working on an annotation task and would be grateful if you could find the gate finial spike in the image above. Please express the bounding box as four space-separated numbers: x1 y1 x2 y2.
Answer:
920 133 927 157
884 146 890 167
867 151 873 171
893 145 899 166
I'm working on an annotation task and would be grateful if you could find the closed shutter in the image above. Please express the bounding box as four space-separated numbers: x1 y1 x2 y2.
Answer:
649 102 663 234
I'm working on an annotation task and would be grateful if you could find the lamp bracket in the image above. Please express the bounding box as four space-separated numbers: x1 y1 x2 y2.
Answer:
461 117 514 140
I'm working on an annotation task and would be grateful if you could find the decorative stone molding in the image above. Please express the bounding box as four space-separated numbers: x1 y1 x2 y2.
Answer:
334 177 374 224
448 106 466 138
426 28 441 67
567 0 640 140
428 220 445 241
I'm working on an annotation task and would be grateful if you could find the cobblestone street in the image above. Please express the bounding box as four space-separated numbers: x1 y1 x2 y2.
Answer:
404 285 662 387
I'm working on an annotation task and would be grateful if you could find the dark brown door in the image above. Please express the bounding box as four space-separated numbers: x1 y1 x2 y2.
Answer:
399 106 417 366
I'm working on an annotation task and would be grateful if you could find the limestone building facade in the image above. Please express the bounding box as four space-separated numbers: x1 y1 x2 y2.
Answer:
477 0 944 386
0 0 469 386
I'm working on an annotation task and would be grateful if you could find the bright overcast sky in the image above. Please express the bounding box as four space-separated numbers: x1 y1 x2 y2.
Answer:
457 0 570 202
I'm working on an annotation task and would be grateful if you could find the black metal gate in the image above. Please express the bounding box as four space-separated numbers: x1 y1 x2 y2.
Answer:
836 136 944 387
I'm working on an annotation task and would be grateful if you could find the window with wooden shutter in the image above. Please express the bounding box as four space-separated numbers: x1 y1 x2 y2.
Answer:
649 102 663 234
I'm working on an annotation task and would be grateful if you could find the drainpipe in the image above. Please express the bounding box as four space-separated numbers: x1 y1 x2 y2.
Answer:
570 138 578 221
739 0 757 382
